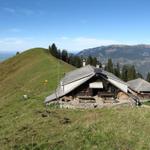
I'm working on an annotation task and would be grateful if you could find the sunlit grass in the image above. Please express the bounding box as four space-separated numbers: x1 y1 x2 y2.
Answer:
0 48 150 149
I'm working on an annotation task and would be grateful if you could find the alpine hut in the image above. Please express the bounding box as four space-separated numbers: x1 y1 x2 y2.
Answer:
45 65 140 108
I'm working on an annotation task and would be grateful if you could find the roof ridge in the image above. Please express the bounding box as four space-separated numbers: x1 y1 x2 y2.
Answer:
65 65 89 75
141 78 150 84
87 65 96 72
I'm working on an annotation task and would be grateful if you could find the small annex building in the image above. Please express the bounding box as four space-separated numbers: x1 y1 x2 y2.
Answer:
127 78 150 99
45 65 139 108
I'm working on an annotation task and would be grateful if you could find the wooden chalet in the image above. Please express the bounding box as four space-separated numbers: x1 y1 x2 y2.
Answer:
45 65 140 108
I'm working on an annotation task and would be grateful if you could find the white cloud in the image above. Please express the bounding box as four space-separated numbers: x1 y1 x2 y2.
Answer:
0 37 37 52
55 37 121 52
74 37 118 46
3 7 15 13
0 36 129 53
3 7 40 16
0 37 23 45
60 36 70 40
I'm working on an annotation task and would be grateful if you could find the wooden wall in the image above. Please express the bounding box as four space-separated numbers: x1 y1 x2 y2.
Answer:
67 75 120 98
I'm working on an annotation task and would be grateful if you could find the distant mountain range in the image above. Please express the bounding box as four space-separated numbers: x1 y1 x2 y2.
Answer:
77 44 150 77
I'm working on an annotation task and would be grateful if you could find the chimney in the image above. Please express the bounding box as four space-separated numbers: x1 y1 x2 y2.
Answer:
96 64 99 68
102 64 105 70
83 59 86 67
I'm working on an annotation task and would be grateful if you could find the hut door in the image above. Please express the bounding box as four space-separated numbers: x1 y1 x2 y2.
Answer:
92 89 99 96
89 82 103 96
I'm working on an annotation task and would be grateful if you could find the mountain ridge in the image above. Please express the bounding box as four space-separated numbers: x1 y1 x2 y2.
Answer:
77 44 150 77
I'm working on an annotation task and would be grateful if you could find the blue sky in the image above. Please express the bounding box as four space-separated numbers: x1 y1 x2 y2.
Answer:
1 0 150 52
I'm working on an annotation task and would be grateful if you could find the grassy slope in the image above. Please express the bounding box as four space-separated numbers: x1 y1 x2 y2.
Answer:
1 48 150 149
0 48 74 149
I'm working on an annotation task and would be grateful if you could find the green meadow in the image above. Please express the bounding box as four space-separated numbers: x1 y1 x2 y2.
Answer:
0 48 150 150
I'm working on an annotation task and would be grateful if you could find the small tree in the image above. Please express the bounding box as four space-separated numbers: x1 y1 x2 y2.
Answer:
121 65 128 81
16 51 20 55
127 65 136 81
61 50 68 62
106 58 114 73
114 63 121 78
57 49 61 59
136 72 143 79
92 57 98 66
86 56 93 65
52 43 59 58
68 53 74 65
74 56 82 68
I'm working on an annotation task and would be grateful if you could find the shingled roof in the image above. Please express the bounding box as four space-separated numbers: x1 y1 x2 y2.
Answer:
61 65 95 85
62 65 127 85
127 78 150 93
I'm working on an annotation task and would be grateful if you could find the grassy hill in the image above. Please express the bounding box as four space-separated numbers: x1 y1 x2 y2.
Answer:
1 48 150 149
0 48 74 103
0 48 74 149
